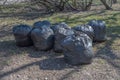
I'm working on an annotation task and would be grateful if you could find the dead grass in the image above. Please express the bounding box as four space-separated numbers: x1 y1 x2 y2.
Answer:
0 3 120 80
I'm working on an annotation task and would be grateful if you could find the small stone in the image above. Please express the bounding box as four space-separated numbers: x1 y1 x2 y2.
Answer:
44 77 48 80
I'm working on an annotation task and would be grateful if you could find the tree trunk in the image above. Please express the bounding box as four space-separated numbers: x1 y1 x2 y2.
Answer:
113 0 117 3
100 0 113 10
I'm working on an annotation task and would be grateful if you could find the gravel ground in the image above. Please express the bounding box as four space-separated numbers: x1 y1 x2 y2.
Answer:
0 0 26 5
0 32 120 80
0 4 120 79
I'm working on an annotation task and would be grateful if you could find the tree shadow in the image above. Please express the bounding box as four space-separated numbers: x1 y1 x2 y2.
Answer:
0 55 85 80
0 27 119 80
0 12 53 20
39 57 72 70
0 40 84 79
53 10 106 24
52 10 120 27
0 8 120 80
0 3 53 20
39 56 85 80
95 31 120 74
0 30 12 38
0 39 53 73
0 60 40 79
0 39 58 59
0 40 60 79
58 66 83 80
0 40 16 75
102 12 120 22
0 24 13 38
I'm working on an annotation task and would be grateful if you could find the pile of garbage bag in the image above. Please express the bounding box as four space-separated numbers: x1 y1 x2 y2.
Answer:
13 20 107 65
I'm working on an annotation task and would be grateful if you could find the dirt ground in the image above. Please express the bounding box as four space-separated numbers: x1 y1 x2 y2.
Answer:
0 22 120 80
0 34 120 80
0 3 120 80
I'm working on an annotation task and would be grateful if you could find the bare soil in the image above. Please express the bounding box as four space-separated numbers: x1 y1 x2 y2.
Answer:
0 23 120 80
0 3 120 80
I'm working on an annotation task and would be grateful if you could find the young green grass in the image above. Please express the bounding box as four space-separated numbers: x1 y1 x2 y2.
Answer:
0 5 120 80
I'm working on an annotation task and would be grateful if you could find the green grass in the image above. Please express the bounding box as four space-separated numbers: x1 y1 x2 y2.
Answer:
0 10 120 51
1 10 120 32
0 3 30 13
0 4 120 55
0 3 120 80
0 6 120 80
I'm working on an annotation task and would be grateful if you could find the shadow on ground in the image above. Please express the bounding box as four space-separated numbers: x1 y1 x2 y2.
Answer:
0 11 54 20
0 39 84 79
95 32 120 74
0 9 120 80
0 29 120 80
0 55 85 80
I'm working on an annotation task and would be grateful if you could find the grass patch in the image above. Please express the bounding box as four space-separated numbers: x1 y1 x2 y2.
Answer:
0 9 120 52
0 3 120 80
0 10 120 33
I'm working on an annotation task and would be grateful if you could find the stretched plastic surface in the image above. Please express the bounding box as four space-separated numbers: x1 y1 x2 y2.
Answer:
33 20 51 29
52 22 74 53
13 24 33 47
61 32 94 65
72 24 94 40
31 26 54 51
88 20 107 42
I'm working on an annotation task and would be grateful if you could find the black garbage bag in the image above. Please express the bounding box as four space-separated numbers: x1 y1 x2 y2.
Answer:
72 24 94 40
33 20 51 29
31 26 54 51
61 32 94 65
51 22 74 53
51 22 69 30
88 20 107 42
12 24 33 47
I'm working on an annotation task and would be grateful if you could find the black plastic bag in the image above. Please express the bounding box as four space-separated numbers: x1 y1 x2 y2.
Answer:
72 24 94 40
61 32 94 65
51 22 74 53
88 20 107 42
51 22 69 30
31 26 54 51
33 20 51 29
13 24 33 47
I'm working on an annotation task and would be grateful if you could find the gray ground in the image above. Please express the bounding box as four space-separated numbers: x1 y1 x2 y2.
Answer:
0 0 26 5
0 29 120 80
0 3 120 80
